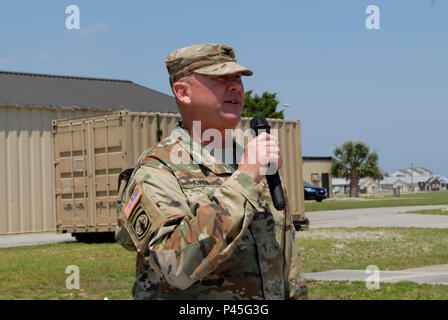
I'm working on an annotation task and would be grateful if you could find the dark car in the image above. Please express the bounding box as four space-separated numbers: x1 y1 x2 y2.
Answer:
304 181 327 202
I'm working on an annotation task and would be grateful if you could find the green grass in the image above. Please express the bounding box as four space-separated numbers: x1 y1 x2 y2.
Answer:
307 280 448 300
0 242 135 300
296 227 448 273
298 227 448 299
305 191 448 212
405 208 448 215
1 227 448 300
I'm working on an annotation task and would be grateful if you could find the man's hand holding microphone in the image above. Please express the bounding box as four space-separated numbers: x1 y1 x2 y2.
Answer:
238 116 286 210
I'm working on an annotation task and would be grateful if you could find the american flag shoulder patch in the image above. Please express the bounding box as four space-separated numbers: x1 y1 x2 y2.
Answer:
123 185 142 219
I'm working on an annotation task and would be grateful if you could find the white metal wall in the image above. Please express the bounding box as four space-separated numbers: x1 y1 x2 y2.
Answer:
0 107 104 235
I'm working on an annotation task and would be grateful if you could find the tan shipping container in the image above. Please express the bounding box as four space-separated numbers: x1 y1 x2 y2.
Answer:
52 110 306 237
0 107 103 235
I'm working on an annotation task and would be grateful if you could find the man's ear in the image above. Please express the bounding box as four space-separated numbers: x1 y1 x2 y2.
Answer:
172 80 192 105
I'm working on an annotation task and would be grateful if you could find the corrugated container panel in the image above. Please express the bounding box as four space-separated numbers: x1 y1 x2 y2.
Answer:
0 118 6 231
237 118 305 220
0 107 104 235
53 111 305 234
126 112 181 163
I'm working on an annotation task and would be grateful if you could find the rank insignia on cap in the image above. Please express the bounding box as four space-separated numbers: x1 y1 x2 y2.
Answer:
123 185 142 219
221 46 235 58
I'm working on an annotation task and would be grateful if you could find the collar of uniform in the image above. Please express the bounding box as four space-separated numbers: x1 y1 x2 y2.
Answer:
169 125 237 175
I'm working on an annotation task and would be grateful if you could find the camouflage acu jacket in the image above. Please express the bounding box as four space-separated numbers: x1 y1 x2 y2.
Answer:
115 124 307 300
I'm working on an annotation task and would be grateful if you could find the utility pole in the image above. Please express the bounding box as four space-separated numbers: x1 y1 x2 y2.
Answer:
411 162 414 192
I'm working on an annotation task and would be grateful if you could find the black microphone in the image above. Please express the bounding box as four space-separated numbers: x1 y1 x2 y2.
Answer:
250 116 286 211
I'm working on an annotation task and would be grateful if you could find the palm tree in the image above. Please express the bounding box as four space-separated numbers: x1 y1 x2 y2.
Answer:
331 141 383 198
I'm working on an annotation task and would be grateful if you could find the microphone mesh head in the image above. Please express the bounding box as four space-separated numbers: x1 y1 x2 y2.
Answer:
250 116 269 130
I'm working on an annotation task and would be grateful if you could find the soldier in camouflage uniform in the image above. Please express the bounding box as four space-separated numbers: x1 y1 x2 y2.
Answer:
115 43 308 300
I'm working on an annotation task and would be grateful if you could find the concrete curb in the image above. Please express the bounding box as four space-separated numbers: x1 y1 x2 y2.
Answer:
307 205 448 229
305 264 448 286
0 232 76 248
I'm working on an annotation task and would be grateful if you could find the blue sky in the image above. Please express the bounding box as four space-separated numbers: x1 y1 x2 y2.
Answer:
1 0 447 176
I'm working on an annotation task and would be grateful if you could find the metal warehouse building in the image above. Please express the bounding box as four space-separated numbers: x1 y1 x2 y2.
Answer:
0 70 177 235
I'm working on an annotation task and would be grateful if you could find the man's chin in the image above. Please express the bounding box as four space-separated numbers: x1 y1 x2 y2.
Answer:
220 113 241 127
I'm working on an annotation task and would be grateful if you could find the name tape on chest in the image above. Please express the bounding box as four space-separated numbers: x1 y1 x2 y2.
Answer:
123 185 142 219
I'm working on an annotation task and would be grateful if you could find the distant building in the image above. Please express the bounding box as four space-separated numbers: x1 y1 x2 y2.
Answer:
389 167 433 178
360 176 429 194
419 176 448 192
342 175 448 194
302 156 333 197
332 178 349 195
0 70 177 235
332 168 387 195
332 166 447 194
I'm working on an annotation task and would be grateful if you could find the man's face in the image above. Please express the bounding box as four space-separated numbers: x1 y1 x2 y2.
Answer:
185 72 245 131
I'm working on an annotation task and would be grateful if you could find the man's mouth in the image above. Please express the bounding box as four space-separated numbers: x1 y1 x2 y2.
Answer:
224 98 241 105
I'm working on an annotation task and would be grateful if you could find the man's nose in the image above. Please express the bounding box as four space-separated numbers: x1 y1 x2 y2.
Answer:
227 77 243 91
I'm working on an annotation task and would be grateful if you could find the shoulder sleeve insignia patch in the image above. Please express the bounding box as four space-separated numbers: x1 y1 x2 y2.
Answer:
123 185 142 219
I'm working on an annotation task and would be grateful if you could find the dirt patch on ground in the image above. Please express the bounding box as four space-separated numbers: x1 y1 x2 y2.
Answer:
296 229 404 241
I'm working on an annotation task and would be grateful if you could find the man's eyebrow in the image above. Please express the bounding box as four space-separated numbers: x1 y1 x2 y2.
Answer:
208 75 227 80
219 74 242 78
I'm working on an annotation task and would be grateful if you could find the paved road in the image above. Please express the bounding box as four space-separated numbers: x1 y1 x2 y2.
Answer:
307 205 448 229
305 264 448 286
303 205 448 286
2 206 448 287
1 205 447 248
0 232 76 248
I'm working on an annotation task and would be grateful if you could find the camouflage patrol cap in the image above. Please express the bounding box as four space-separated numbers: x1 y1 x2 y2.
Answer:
166 43 253 86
